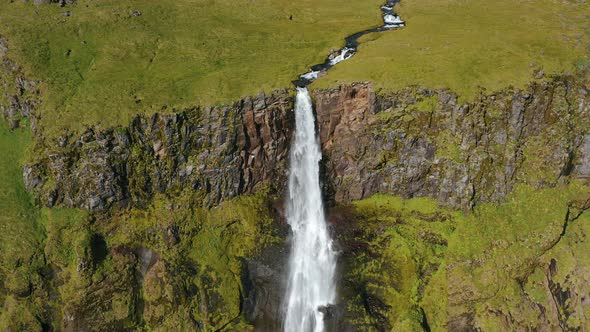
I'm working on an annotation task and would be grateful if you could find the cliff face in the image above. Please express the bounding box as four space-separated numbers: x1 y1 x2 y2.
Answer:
24 92 293 211
23 76 589 212
314 79 590 209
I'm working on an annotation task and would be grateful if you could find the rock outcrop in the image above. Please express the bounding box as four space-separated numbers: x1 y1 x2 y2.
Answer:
24 92 294 211
314 78 589 209
0 36 39 131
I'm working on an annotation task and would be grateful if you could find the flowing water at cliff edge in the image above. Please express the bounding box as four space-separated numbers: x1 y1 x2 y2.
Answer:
283 1 404 331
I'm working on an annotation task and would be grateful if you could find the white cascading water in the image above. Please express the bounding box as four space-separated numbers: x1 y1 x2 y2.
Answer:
283 87 337 332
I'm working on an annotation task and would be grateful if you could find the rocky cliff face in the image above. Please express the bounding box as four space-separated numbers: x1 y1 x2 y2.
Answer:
314 79 590 209
23 75 589 212
24 92 293 211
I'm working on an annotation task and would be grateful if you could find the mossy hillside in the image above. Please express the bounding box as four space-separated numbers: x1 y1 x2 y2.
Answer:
101 190 279 330
537 203 590 330
0 120 279 330
431 183 590 331
0 122 123 331
0 124 91 330
0 121 46 330
315 0 590 100
59 191 277 331
340 195 454 331
0 0 382 138
342 182 590 330
2 191 278 330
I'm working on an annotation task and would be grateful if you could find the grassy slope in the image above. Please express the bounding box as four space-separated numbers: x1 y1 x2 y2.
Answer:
345 182 590 330
0 122 39 270
315 0 590 99
0 121 45 329
0 0 382 137
0 120 277 330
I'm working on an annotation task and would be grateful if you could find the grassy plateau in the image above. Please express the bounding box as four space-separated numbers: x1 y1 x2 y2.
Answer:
1 0 587 137
315 0 590 99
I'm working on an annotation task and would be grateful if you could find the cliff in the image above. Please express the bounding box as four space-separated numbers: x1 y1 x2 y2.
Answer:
23 92 293 211
23 76 590 212
316 79 590 209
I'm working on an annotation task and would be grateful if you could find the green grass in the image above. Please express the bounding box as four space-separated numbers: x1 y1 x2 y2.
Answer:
0 0 382 137
315 0 590 99
0 122 45 330
0 122 40 271
346 181 590 330
2 0 588 137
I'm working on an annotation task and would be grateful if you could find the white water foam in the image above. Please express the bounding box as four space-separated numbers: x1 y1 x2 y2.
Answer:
300 70 320 81
383 14 404 25
329 47 354 66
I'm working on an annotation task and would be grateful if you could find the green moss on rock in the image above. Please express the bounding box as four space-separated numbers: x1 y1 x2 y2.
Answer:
339 182 590 330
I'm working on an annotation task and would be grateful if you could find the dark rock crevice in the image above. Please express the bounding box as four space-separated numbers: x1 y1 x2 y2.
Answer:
543 197 590 258
419 307 431 332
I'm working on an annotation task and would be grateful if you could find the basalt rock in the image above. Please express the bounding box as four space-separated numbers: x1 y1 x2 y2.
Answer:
313 78 590 210
22 75 590 213
24 91 294 211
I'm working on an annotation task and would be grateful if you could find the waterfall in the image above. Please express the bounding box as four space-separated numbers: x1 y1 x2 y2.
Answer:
282 2 404 330
283 87 337 332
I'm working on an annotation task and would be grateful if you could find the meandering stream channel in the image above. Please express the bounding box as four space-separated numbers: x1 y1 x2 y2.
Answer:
282 1 404 331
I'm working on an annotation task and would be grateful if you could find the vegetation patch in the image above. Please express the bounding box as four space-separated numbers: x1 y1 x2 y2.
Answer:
0 121 46 330
340 181 590 330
